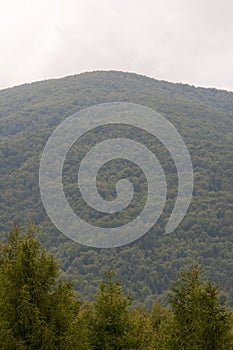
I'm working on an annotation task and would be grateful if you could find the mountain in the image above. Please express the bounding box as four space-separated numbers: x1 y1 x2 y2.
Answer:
0 71 233 306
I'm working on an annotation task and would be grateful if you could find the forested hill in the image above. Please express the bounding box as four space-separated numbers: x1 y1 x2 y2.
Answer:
0 71 233 306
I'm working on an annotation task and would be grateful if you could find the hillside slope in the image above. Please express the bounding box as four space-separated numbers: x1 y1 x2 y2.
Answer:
0 71 233 305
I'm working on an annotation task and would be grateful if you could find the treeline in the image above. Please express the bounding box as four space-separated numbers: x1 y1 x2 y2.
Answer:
0 225 233 349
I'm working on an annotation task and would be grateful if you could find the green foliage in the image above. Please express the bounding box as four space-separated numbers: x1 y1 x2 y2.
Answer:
1 228 233 349
0 70 233 305
0 225 84 349
151 301 173 349
128 306 155 349
168 265 233 349
88 273 131 349
88 273 161 349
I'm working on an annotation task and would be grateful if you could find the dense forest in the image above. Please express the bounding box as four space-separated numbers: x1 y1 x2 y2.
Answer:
0 71 233 306
1 226 233 349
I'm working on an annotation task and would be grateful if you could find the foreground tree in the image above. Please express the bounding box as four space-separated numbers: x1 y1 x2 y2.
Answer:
151 301 173 350
88 272 131 350
128 306 155 349
88 273 159 349
168 265 233 350
0 225 88 350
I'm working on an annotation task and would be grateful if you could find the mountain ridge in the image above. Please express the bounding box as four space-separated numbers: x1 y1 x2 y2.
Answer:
0 70 232 305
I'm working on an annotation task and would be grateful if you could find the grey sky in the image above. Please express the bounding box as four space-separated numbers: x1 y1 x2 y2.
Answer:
1 0 233 91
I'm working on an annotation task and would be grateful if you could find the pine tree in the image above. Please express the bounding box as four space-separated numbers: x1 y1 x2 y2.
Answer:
0 225 85 349
128 306 155 349
151 301 173 350
168 265 233 350
89 272 131 350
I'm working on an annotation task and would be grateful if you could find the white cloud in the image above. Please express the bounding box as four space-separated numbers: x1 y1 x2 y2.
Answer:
1 0 233 91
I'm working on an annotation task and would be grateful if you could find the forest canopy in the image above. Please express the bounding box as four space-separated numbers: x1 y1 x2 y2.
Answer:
0 225 233 349
0 71 233 305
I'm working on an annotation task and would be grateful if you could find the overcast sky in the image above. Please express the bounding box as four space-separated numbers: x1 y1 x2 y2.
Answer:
1 0 233 91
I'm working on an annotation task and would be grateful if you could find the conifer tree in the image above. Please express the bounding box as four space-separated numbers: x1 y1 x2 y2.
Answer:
89 272 131 350
151 301 173 350
128 306 155 349
168 265 233 350
0 225 85 349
